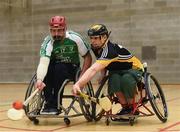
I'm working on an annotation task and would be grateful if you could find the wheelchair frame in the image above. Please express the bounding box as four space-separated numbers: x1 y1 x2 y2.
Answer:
24 69 94 125
92 63 168 126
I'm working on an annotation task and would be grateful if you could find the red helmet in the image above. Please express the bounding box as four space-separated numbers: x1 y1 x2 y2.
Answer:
49 16 66 28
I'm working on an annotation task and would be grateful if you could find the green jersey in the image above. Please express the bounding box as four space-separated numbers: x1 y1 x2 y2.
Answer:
40 30 90 64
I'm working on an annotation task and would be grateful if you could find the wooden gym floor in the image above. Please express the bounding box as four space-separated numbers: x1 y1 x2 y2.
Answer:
0 84 180 132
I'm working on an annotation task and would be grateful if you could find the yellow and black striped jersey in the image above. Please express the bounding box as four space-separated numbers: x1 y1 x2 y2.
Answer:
92 41 143 71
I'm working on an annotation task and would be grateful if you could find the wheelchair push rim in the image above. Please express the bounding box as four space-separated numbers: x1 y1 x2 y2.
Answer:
79 81 94 122
24 74 44 125
145 73 168 123
24 74 44 120
92 76 109 121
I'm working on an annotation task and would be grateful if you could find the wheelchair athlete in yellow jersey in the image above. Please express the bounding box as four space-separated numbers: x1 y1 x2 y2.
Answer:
73 24 143 116
73 24 168 125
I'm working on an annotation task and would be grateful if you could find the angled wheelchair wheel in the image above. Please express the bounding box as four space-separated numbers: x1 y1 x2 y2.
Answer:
144 73 168 123
24 74 44 121
79 81 94 121
92 76 109 121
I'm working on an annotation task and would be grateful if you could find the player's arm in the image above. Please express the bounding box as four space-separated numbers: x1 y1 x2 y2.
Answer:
73 62 106 95
98 69 107 84
35 36 52 90
36 57 50 90
36 57 50 81
79 51 92 77
69 32 92 77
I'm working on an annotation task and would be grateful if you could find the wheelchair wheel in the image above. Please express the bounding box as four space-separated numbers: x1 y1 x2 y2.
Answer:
24 74 44 120
79 81 94 121
92 76 109 121
144 73 168 123
73 68 94 122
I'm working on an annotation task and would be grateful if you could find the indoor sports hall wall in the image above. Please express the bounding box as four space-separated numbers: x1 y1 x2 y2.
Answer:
0 0 179 84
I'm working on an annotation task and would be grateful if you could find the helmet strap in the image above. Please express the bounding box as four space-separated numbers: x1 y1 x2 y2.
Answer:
98 31 111 49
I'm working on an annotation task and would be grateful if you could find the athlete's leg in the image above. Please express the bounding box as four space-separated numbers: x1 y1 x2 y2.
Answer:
53 63 78 110
116 69 143 115
41 60 56 114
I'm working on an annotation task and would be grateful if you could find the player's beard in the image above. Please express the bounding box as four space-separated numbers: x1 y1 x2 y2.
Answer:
91 42 105 51
91 45 101 50
53 35 63 40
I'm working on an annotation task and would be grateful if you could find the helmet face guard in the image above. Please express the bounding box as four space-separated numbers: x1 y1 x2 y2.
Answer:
49 16 66 40
88 24 109 50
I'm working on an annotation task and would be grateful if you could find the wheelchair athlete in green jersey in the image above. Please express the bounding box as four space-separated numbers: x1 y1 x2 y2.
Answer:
24 16 94 125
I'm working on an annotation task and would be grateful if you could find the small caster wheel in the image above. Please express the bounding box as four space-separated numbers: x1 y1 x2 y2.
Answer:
33 119 39 125
28 117 35 121
64 118 70 125
129 117 135 126
105 118 110 126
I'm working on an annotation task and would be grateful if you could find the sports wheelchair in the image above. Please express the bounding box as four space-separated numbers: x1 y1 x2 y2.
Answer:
24 69 94 125
92 62 168 126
